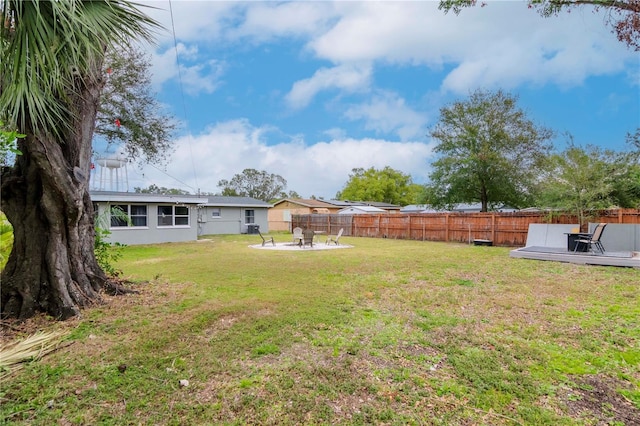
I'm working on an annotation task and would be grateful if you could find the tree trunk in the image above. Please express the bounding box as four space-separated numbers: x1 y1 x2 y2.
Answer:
1 62 122 320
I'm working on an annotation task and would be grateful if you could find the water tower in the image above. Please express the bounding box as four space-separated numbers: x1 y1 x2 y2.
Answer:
94 151 129 192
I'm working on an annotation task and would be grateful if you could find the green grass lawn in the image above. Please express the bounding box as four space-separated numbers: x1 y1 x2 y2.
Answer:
2 235 639 425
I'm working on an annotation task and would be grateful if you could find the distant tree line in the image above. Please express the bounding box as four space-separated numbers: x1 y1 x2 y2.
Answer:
141 92 639 226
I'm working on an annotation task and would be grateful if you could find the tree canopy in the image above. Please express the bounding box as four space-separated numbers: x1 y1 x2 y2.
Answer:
336 166 422 205
134 184 191 195
439 0 640 50
427 89 554 212
537 141 640 224
218 169 287 202
95 45 176 165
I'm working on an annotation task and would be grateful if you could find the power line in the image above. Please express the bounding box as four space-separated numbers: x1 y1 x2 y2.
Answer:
168 0 199 193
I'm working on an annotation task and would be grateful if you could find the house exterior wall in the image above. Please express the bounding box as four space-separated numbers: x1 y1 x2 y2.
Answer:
268 202 313 231
95 202 200 245
198 206 269 235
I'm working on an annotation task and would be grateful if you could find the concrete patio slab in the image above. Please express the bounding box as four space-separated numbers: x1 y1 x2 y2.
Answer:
249 242 353 251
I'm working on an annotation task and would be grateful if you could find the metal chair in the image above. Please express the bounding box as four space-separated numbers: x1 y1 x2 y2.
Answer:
573 223 607 254
302 228 315 248
292 227 303 246
259 231 275 247
326 228 343 245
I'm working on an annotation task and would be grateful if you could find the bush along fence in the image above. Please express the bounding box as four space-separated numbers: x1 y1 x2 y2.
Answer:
291 209 640 247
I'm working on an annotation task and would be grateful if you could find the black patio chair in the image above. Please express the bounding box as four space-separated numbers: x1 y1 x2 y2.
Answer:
573 223 607 254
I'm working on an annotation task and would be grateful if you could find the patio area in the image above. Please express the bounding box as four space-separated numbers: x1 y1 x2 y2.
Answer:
249 242 353 251
509 223 640 268
510 246 640 267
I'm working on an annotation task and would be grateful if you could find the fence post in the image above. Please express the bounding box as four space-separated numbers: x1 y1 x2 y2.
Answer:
491 213 496 242
445 214 449 242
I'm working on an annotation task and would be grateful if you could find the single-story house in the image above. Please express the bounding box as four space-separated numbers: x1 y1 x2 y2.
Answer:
400 204 431 213
91 191 271 245
337 205 386 215
400 203 518 213
363 201 402 214
198 196 272 236
325 199 401 213
91 191 208 245
269 198 339 231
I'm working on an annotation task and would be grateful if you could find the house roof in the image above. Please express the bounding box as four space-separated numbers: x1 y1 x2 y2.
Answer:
401 204 429 212
89 191 271 208
338 205 386 214
364 201 401 210
90 191 208 204
203 196 272 208
272 198 337 209
325 200 400 210
325 199 365 207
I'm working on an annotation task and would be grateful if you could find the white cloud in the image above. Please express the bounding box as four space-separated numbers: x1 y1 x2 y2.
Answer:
140 0 241 44
143 1 635 99
150 43 226 95
229 1 337 42
344 91 428 141
180 59 226 96
119 120 435 199
305 2 635 93
285 63 373 109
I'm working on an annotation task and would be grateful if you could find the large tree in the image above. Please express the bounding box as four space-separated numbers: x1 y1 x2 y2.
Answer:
537 141 640 224
427 89 554 212
218 169 287 202
336 166 422 205
95 45 175 164
0 1 159 320
439 0 640 50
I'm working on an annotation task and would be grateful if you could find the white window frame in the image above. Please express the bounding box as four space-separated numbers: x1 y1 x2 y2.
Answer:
110 204 148 228
244 209 255 224
158 205 190 228
211 208 221 218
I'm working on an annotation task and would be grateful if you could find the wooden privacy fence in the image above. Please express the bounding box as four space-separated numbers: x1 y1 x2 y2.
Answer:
292 209 640 247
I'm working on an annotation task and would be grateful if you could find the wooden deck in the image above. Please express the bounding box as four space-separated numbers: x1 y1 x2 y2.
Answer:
509 246 640 268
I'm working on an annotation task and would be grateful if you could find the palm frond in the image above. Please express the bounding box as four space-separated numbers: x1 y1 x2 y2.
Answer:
0 0 162 139
0 330 70 381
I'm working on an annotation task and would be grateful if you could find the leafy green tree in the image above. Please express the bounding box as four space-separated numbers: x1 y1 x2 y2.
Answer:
0 1 158 320
134 184 191 195
336 166 422 205
218 169 287 202
277 190 301 201
439 0 640 50
95 45 176 164
427 89 554 212
537 142 640 224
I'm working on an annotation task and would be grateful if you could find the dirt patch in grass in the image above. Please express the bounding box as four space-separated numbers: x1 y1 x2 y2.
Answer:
559 374 640 425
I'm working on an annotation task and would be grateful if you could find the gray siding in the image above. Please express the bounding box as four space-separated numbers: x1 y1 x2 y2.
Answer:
95 202 199 245
198 206 269 235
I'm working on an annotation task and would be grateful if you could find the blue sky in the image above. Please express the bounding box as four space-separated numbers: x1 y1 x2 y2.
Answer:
91 1 639 199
